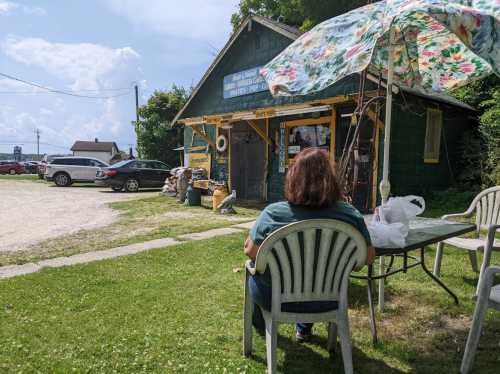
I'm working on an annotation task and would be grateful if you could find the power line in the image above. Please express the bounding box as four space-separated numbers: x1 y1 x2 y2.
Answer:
0 72 134 99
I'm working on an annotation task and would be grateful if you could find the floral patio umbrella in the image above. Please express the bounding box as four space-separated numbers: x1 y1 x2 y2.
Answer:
261 0 500 203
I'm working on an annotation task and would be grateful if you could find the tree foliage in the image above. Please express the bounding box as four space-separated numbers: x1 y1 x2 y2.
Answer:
454 76 500 187
134 86 188 166
231 0 366 31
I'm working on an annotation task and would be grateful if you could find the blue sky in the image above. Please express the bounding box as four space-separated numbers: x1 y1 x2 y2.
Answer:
0 0 239 155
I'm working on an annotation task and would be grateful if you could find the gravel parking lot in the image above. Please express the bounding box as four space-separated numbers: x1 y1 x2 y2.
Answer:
0 180 142 252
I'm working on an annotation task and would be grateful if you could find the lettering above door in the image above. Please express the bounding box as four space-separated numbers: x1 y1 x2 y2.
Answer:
223 66 268 99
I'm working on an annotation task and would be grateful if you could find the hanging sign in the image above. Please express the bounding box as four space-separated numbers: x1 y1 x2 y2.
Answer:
223 66 268 99
188 153 211 178
279 123 286 173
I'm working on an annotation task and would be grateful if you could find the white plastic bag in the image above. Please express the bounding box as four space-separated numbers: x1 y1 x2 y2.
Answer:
368 195 425 248
367 221 407 248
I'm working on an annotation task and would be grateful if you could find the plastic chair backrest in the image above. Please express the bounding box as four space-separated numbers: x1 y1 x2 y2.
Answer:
254 219 367 315
472 186 500 232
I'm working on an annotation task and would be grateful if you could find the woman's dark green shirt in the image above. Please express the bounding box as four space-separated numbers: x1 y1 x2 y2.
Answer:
249 201 371 246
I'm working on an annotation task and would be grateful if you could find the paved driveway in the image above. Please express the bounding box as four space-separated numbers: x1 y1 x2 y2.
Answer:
0 181 145 252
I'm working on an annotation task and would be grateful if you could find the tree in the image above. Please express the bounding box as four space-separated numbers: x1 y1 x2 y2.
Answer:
454 76 500 187
231 0 366 31
134 85 188 166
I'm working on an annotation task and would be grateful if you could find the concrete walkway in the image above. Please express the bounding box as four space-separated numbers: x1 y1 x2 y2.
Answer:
0 221 255 280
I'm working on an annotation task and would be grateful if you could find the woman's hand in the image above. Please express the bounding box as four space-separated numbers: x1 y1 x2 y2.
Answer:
367 246 376 265
244 236 259 260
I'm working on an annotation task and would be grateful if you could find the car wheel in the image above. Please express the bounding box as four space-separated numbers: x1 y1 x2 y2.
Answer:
9 169 15 175
111 186 123 192
54 172 71 187
124 178 139 192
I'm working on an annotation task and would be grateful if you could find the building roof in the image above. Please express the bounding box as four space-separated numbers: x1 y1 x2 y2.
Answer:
172 15 301 125
71 141 118 152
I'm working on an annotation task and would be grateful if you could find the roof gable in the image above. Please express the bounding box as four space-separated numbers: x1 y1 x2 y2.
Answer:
172 16 301 124
71 141 118 152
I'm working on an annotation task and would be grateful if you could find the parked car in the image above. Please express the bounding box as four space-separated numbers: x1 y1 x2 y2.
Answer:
38 155 62 179
0 160 25 175
22 161 40 174
95 159 171 192
45 157 109 187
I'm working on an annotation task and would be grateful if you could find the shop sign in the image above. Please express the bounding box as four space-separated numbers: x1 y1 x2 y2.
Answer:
279 123 286 173
223 66 268 99
188 153 212 178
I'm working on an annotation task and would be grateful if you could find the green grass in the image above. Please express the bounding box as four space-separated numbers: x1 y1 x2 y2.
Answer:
0 195 260 266
1 233 499 373
0 174 41 181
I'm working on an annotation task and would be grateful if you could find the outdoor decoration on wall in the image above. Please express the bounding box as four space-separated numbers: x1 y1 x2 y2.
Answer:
223 66 268 99
216 134 228 153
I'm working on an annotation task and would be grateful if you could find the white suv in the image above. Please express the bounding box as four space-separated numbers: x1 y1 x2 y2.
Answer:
45 157 109 187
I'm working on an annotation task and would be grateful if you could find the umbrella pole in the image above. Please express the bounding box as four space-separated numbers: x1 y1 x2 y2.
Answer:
378 27 396 313
379 28 395 205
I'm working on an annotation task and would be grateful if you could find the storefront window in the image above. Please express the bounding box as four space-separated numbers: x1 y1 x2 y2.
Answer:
285 117 333 164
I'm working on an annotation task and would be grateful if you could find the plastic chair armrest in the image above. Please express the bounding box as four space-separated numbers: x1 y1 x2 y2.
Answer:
441 212 474 220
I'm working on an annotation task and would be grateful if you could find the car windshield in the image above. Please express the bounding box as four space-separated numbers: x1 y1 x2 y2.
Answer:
111 160 132 168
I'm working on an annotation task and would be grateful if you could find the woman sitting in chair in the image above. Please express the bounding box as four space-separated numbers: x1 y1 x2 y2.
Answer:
244 148 375 342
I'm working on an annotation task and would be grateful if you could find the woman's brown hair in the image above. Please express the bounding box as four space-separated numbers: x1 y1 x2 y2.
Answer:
285 148 342 208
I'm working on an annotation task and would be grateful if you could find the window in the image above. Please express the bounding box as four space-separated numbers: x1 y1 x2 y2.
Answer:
88 159 106 167
424 108 443 163
284 116 334 165
152 161 170 170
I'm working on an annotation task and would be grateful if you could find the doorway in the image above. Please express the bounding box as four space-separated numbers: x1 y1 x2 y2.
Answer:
230 122 266 201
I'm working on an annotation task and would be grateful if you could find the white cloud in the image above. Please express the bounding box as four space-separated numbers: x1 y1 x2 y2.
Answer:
0 1 17 15
22 5 46 16
0 1 46 16
105 0 237 43
2 36 140 90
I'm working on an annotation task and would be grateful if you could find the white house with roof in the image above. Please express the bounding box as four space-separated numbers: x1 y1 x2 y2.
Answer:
70 139 119 164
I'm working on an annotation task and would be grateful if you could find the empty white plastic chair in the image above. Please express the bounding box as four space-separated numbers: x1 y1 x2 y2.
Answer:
460 263 500 373
243 219 368 374
433 186 500 278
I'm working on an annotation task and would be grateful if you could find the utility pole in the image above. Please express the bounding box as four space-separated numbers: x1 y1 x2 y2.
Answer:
134 84 140 124
35 128 40 160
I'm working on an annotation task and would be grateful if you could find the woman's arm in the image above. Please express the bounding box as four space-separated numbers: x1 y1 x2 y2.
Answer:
244 236 259 260
367 246 376 265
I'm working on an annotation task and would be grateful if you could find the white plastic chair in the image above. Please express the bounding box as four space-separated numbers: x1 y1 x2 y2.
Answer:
460 263 500 373
433 186 500 278
243 219 368 374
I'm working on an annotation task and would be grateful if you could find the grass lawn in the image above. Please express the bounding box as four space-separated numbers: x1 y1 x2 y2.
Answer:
0 195 260 266
0 174 41 181
1 231 499 373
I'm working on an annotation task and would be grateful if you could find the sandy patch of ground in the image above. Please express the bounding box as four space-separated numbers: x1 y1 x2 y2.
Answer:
0 181 146 252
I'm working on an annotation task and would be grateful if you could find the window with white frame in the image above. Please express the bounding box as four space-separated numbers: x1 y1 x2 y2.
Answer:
424 108 443 163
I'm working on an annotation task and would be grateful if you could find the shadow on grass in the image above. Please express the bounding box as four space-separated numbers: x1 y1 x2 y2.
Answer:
248 333 405 373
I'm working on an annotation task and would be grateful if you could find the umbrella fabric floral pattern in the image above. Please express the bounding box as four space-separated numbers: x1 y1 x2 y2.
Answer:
260 0 500 96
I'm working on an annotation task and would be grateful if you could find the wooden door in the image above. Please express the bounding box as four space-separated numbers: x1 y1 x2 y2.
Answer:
230 122 266 201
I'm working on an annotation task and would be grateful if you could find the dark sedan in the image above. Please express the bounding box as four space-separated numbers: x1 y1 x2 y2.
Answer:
95 159 171 192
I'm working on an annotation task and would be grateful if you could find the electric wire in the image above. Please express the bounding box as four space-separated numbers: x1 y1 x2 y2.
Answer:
0 72 134 99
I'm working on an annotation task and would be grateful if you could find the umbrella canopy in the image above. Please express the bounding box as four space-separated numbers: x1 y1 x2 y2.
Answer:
261 0 499 95
260 0 500 203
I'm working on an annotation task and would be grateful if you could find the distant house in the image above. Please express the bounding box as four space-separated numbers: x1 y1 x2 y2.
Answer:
70 138 119 164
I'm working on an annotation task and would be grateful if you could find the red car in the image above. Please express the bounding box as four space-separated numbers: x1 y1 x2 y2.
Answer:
0 160 25 175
